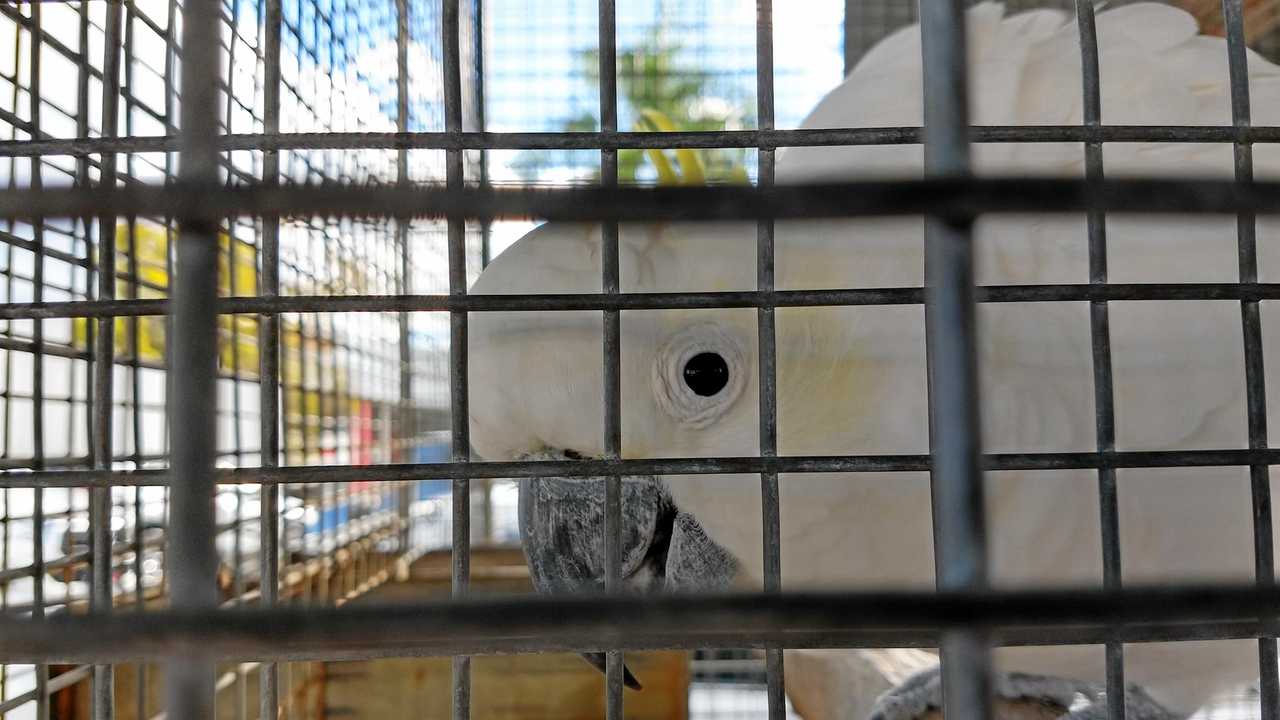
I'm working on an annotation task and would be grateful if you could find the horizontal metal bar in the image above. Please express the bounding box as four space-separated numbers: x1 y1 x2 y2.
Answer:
7 448 1280 488
0 688 48 713
0 335 252 380
0 549 90 583
5 178 1280 222
0 665 92 714
6 125 1280 157
0 618 1264 663
4 585 1280 663
0 283 1276 320
0 531 181 588
0 228 93 269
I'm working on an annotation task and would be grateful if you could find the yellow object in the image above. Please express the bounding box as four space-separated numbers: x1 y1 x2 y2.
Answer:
72 221 260 377
636 107 750 185
638 108 706 186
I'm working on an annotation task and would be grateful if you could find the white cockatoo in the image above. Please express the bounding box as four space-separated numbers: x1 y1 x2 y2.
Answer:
468 3 1280 718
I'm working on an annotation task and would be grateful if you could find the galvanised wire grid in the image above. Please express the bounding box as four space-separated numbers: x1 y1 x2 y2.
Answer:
479 0 843 186
0 0 468 718
6 3 1280 720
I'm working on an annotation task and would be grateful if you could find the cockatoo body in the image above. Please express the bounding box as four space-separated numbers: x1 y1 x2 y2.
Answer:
469 3 1280 715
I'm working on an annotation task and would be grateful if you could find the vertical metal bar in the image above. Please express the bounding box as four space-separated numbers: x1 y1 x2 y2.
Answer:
167 0 222 716
123 1 147 710
3 19 14 624
321 0 345 607
303 307 320 607
224 30 249 720
259 0 283 715
1073 4 1126 720
298 323 312 607
128 220 146 720
305 311 323 604
443 0 471 717
473 0 493 545
596 0 624 718
755 0 785 717
159 0 178 622
920 1 990 720
475 0 490 270
1220 3 1279 719
920 1 971 179
324 309 340 602
28 3 48 719
1 16 15 685
844 0 857 76
32 489 46 720
395 0 413 557
93 3 124 719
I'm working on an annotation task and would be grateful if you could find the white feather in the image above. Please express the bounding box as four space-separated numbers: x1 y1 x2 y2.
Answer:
470 3 1280 714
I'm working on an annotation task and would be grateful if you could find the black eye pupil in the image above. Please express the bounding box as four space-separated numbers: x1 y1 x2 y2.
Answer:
683 353 730 397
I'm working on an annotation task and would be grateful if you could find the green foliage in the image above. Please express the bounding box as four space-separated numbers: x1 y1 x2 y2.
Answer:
513 28 752 184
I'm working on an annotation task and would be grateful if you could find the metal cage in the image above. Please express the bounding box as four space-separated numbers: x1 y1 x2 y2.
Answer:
4 1 1280 720
0 0 481 717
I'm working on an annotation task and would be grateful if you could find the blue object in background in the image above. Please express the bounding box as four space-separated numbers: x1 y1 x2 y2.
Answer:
303 439 455 538
414 440 454 500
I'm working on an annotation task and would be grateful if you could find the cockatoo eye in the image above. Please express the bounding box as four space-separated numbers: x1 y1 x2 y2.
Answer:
653 323 746 428
682 353 729 396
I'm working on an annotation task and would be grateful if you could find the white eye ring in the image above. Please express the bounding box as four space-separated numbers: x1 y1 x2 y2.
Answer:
652 323 747 428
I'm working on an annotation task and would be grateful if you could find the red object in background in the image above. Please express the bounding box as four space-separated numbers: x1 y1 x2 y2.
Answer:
350 399 374 468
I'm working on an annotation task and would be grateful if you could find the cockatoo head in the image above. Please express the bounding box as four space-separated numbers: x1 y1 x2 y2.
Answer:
469 219 784 685
469 220 763 580
469 221 765 463
468 210 899 683
469 214 896 595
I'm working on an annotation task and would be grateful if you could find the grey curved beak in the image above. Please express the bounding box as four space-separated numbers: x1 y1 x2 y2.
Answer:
517 454 739 692
517 465 673 692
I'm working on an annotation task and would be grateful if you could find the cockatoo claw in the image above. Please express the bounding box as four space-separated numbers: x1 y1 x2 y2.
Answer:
867 666 1180 720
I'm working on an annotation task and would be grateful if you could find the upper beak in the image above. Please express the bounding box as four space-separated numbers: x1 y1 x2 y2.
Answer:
517 458 675 692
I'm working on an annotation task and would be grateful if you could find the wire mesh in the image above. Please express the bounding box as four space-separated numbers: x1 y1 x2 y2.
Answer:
0 0 478 717
3 1 1280 720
